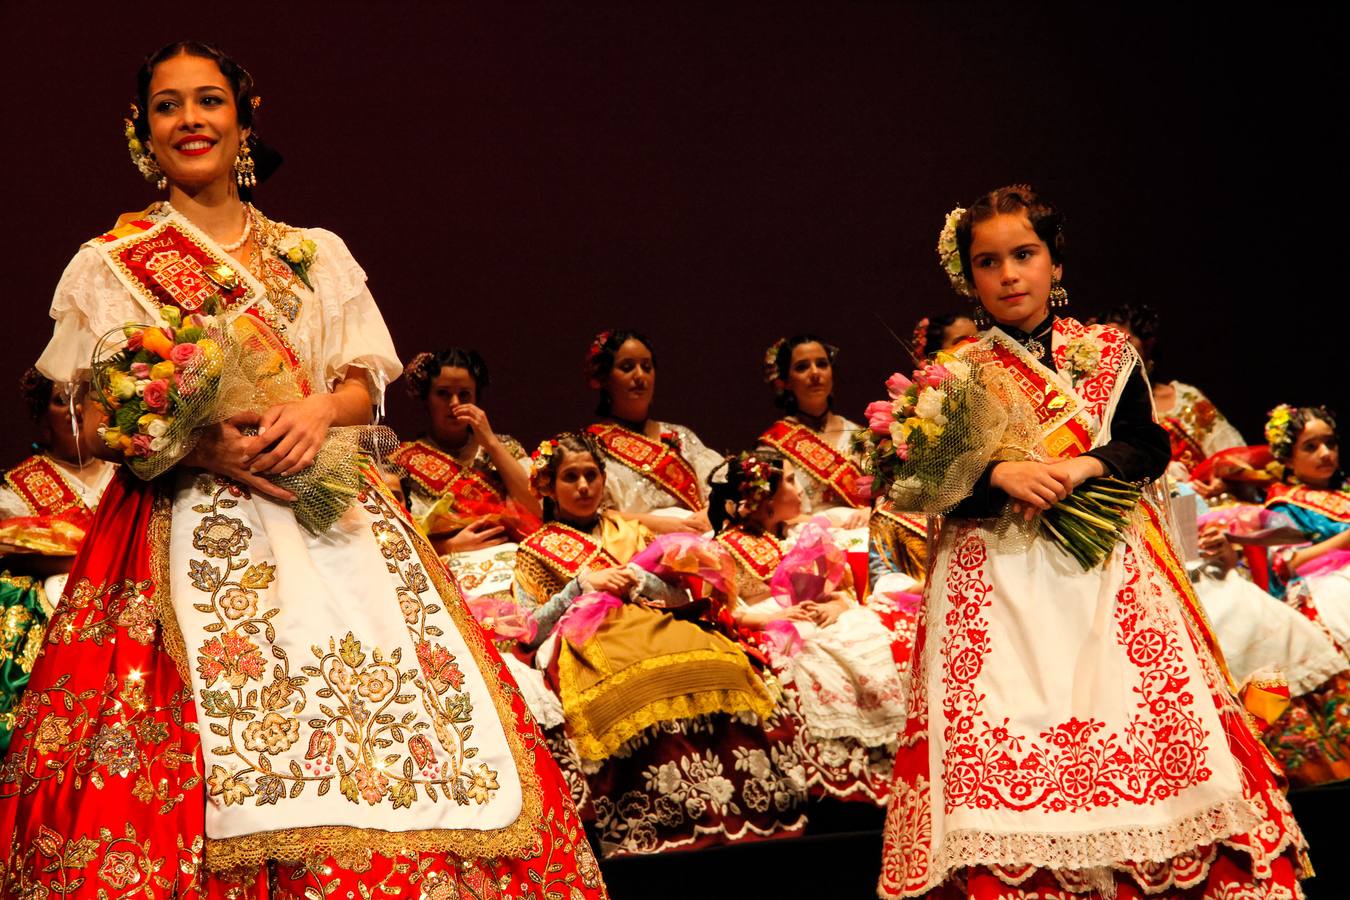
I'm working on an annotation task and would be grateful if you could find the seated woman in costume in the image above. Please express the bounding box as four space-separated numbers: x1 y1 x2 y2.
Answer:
584 330 722 534
1106 303 1245 489
513 431 807 856
710 450 907 804
391 348 538 601
758 335 869 530
877 185 1304 899
0 369 117 753
1263 405 1350 633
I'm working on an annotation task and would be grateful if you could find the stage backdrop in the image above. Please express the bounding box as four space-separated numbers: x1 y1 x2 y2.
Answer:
0 5 1341 468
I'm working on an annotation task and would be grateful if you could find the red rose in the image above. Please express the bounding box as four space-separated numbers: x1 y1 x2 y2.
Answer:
142 379 171 413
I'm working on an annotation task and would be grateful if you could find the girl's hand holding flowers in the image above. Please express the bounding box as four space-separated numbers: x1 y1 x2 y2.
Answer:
992 461 1073 519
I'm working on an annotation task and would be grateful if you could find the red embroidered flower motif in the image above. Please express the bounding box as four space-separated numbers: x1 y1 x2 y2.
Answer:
305 729 336 763
416 641 464 694
196 630 266 688
98 850 140 889
409 733 435 769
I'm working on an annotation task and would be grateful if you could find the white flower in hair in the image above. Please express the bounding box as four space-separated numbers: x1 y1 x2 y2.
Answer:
936 206 974 297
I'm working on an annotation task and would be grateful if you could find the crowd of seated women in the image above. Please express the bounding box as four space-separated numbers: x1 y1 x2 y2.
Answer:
5 307 1349 857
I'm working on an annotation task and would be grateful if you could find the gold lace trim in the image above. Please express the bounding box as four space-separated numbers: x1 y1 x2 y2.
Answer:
559 645 774 763
148 489 192 684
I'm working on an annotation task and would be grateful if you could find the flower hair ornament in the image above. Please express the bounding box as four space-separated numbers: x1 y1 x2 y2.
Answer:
936 206 974 298
762 338 787 388
124 103 166 189
584 330 613 381
527 438 561 496
402 351 437 400
1265 404 1298 461
910 318 930 356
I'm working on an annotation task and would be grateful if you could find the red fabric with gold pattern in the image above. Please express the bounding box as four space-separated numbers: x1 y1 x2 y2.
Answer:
1161 417 1209 473
0 470 609 899
390 440 505 508
758 420 869 508
518 523 622 580
98 221 250 314
1266 482 1350 523
715 528 782 582
586 424 704 511
3 456 94 529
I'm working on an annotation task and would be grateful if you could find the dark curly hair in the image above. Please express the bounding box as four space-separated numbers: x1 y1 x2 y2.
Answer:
133 41 282 196
707 449 787 534
18 367 53 424
1267 405 1338 462
954 184 1065 286
403 348 490 402
585 329 655 416
766 335 838 414
919 313 974 358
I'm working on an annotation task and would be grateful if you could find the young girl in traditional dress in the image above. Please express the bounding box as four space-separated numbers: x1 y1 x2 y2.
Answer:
584 330 722 535
514 432 809 855
878 185 1306 898
0 42 605 900
709 450 907 803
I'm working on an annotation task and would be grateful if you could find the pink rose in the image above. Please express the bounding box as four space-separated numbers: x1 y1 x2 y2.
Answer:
924 363 952 386
885 372 913 399
170 342 201 367
894 442 910 461
125 330 144 351
142 379 170 413
865 400 894 434
131 433 154 457
856 475 874 499
130 362 150 379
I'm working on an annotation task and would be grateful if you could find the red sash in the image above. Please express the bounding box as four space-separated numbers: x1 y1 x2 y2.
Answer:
1266 483 1350 523
517 523 623 582
758 420 868 508
3 456 93 529
390 440 505 509
715 528 783 582
587 423 705 511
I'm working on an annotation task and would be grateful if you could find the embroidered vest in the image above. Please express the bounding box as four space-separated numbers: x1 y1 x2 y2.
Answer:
758 419 868 508
587 423 705 510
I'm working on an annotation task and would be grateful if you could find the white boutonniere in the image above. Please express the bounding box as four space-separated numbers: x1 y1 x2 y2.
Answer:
1063 336 1101 381
276 232 318 290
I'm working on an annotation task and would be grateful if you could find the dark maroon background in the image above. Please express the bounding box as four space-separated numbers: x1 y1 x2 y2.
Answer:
1 6 1342 464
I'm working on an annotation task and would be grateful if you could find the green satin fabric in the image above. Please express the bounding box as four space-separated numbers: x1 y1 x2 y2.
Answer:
0 574 49 755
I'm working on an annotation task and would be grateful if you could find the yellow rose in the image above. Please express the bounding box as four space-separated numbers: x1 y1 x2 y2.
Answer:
286 247 304 264
109 372 137 401
101 427 124 449
196 339 223 376
150 360 176 380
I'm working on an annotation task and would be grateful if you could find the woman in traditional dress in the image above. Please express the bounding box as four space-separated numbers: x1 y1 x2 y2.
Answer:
0 370 117 753
758 335 869 530
584 330 722 534
392 348 537 598
1105 303 1245 486
514 432 807 856
878 185 1306 898
0 42 605 900
709 450 907 804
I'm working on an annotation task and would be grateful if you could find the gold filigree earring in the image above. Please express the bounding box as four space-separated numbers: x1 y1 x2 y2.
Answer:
1049 278 1069 308
234 141 257 188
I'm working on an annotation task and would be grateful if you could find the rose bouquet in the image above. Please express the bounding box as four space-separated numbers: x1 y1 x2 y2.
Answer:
856 352 1139 570
92 306 391 534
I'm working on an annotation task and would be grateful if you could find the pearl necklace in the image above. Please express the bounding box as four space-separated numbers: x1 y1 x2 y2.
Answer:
219 205 254 252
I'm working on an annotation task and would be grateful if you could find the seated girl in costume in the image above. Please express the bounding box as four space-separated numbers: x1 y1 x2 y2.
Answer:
584 330 722 535
915 311 979 361
1262 405 1350 640
391 348 538 602
710 450 908 804
758 335 869 531
513 431 808 856
0 370 118 754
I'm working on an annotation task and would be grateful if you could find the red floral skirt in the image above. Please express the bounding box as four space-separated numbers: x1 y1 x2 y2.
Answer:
0 472 607 899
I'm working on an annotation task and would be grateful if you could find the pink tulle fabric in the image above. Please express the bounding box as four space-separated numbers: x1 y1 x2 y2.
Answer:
466 595 538 644
769 516 848 608
1198 504 1302 544
552 533 739 645
1297 549 1350 579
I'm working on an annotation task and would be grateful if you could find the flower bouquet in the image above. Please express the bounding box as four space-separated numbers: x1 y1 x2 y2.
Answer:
91 304 392 534
856 352 1139 570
